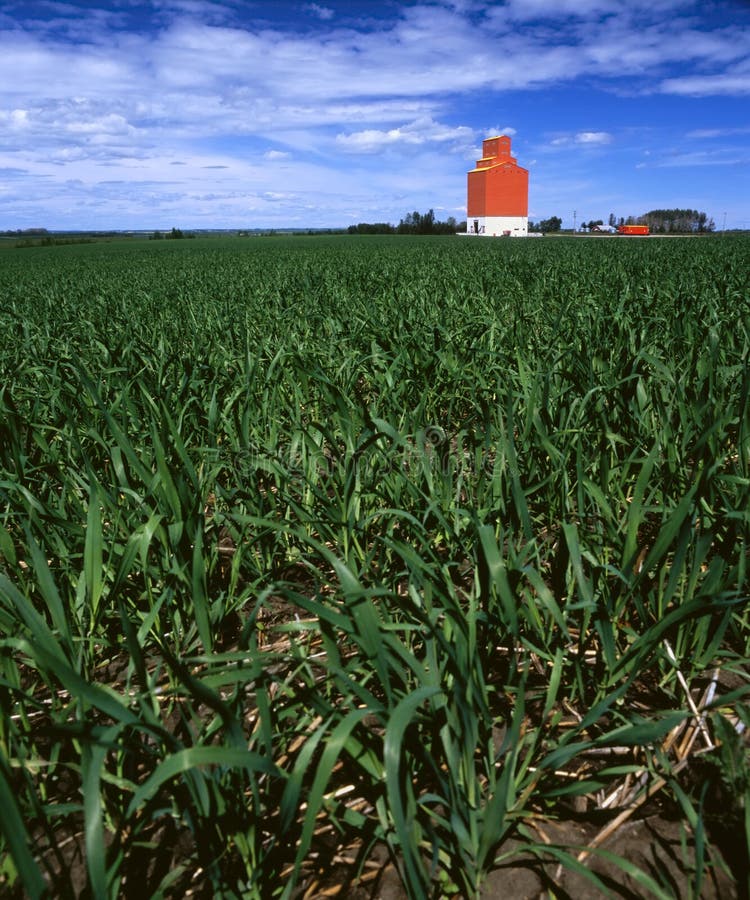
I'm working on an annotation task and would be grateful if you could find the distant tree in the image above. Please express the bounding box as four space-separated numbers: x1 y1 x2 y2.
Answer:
398 210 431 234
397 211 418 234
532 216 562 233
347 222 396 234
346 209 466 234
640 209 715 233
345 209 460 236
608 213 616 227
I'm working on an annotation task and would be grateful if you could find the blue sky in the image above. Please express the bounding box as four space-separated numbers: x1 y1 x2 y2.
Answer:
0 0 748 230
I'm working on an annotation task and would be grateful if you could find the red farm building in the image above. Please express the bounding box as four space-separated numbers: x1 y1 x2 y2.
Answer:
467 135 528 237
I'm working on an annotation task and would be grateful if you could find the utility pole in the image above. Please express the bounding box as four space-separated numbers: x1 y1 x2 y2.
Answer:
723 211 727 232
573 210 577 233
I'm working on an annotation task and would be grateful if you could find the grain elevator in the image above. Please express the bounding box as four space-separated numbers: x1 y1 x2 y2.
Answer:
467 135 528 236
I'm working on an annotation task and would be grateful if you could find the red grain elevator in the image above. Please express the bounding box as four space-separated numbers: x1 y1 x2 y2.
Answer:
467 135 528 236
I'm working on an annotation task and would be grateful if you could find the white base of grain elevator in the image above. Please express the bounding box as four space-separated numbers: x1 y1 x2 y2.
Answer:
467 215 528 237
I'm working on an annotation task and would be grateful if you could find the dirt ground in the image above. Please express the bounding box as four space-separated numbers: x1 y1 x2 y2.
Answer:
311 807 743 899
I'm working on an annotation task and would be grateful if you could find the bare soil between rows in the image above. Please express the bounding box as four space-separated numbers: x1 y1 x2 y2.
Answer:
20 797 745 899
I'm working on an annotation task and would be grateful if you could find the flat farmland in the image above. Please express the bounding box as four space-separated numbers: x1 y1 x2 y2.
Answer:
1 234 749 898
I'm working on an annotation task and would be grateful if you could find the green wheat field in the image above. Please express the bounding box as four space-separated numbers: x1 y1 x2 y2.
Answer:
1 234 749 897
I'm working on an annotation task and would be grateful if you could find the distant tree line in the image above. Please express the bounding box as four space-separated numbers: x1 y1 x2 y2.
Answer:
150 227 195 240
397 210 461 234
346 222 396 234
347 209 464 235
1 228 49 236
579 210 715 234
528 216 562 233
595 210 715 233
639 209 715 233
13 235 95 248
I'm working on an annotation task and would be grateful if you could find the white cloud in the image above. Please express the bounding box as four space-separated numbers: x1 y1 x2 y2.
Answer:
654 150 749 167
576 131 612 144
336 127 420 153
1 2 747 141
492 0 692 27
336 117 475 154
264 150 291 160
150 0 238 24
66 113 136 136
660 72 750 96
686 126 750 139
501 0 627 19
305 4 334 21
0 109 30 130
549 131 613 147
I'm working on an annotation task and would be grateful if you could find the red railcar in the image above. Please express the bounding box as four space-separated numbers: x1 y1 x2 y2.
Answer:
617 224 650 235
